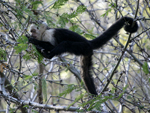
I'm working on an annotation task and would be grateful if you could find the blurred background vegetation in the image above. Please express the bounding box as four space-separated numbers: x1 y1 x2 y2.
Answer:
0 0 150 113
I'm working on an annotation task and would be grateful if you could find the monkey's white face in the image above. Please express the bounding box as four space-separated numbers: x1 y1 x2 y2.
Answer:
30 23 48 40
30 24 40 39
29 23 56 46
30 28 39 39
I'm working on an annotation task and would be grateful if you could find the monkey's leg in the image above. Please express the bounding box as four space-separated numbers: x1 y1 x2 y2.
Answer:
45 41 93 59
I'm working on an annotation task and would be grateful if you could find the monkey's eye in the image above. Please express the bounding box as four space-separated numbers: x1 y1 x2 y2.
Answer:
31 29 36 33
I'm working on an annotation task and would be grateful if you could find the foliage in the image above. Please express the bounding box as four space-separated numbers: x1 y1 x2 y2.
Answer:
0 48 7 61
101 3 116 17
59 84 79 97
24 73 38 80
0 0 149 112
31 1 43 10
52 0 69 9
14 36 28 54
42 78 47 102
14 36 43 63
9 108 15 113
68 94 84 109
142 62 149 74
57 5 86 28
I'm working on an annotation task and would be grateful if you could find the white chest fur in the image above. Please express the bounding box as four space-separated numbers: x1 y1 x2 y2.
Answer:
41 29 56 46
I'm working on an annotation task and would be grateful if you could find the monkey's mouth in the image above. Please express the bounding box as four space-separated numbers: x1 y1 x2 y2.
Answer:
31 35 37 39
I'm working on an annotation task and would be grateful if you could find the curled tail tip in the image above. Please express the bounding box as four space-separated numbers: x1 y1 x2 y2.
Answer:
124 16 139 33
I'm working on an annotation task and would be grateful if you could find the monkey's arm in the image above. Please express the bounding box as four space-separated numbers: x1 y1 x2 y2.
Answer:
42 41 93 59
26 35 54 51
31 40 55 58
26 35 55 58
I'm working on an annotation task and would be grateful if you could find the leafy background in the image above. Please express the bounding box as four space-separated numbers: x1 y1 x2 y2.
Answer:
0 0 150 113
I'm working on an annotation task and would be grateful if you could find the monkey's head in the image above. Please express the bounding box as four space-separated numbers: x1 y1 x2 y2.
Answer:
30 24 39 39
29 22 48 40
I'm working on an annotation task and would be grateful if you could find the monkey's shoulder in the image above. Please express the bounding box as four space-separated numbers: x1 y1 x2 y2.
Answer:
52 28 87 42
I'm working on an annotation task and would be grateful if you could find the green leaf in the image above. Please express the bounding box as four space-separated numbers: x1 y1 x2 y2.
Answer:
37 52 43 63
32 109 38 113
16 36 28 43
16 8 23 18
68 12 77 18
59 84 76 97
31 1 42 10
139 106 144 109
23 105 29 108
78 94 102 111
42 78 47 102
101 8 112 17
84 33 96 39
9 108 15 113
69 25 82 34
32 73 38 76
23 53 31 61
0 49 7 61
14 43 28 53
23 6 34 16
142 62 149 74
68 94 84 109
32 45 43 63
14 36 44 62
109 3 116 8
58 16 69 27
24 75 33 80
52 0 68 9
127 95 132 99
76 5 86 14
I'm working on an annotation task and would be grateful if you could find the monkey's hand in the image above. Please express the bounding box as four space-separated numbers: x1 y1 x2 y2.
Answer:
38 50 53 59
28 37 40 45
44 50 55 59
44 53 54 59
26 34 34 44
35 45 45 52
25 34 31 39
25 34 38 44
28 38 35 43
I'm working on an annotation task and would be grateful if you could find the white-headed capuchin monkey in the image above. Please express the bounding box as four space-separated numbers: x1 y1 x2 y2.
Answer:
26 16 138 95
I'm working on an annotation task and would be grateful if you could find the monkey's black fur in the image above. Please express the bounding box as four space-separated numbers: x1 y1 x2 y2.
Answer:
27 17 138 95
28 17 138 59
80 55 97 95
